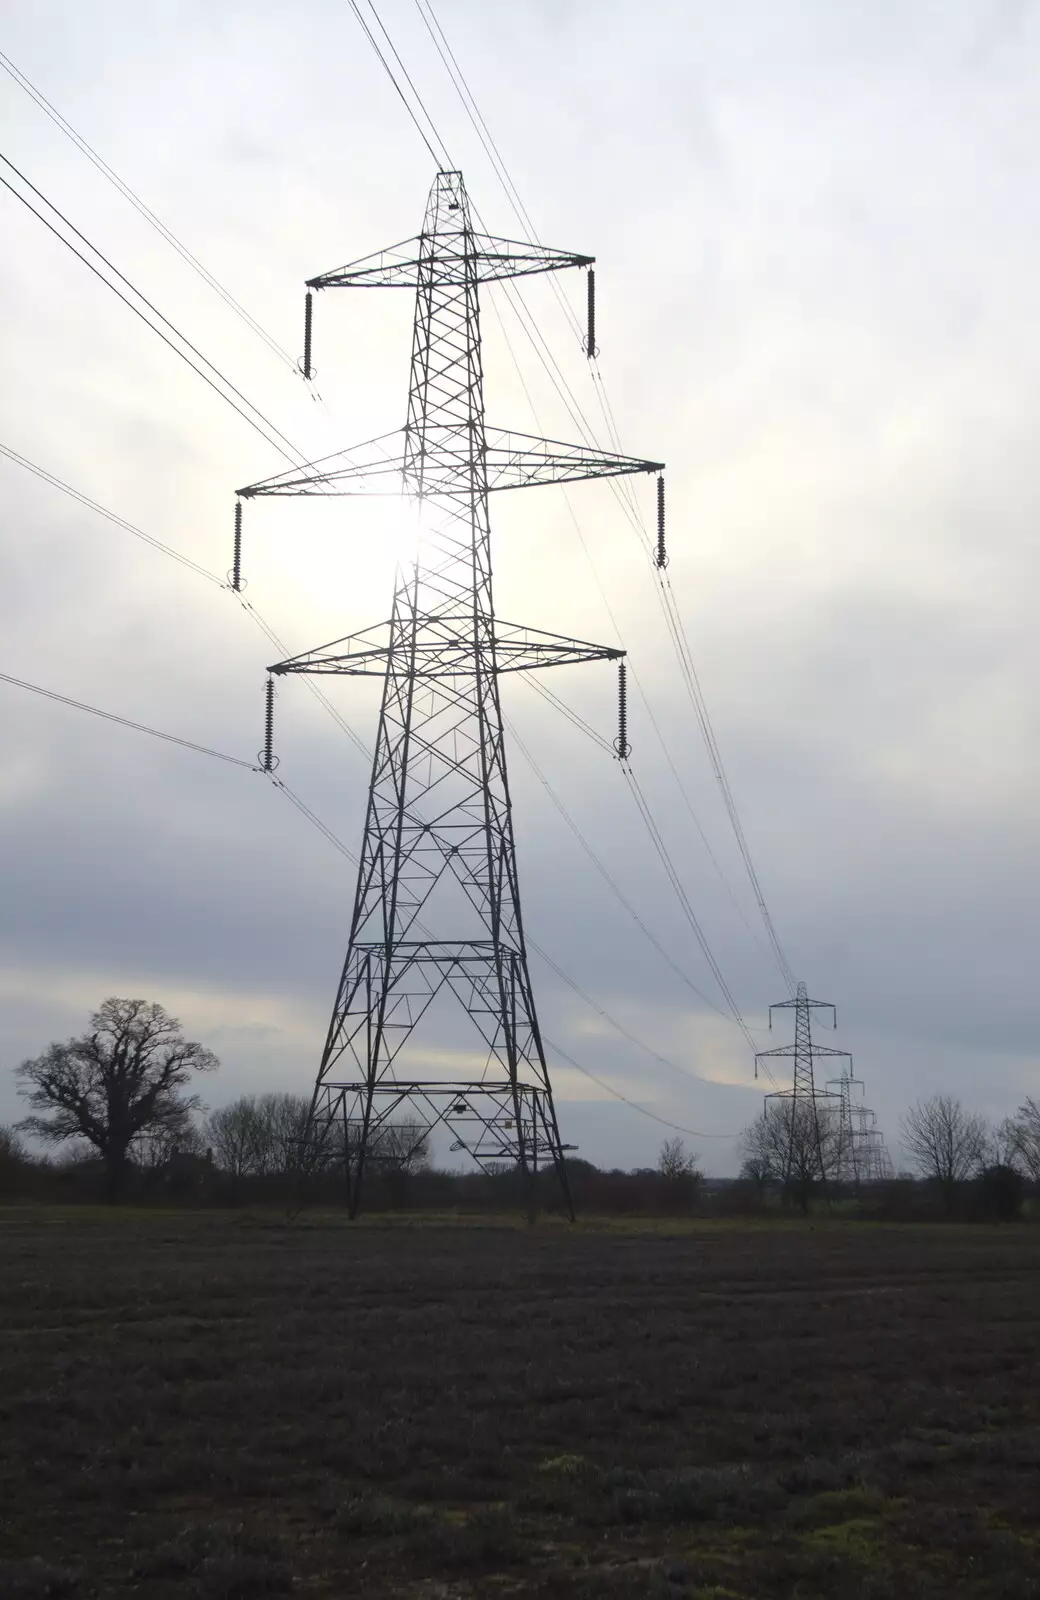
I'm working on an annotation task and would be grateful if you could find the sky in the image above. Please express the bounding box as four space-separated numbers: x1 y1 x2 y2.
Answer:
1 0 1038 1175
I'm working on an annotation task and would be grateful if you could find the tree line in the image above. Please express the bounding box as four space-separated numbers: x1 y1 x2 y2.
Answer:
2 996 1037 1219
737 1092 1040 1216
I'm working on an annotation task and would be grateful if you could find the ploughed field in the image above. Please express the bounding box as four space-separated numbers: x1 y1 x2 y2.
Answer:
2 1214 1039 1598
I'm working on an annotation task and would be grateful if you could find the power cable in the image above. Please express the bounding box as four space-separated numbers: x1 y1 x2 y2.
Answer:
507 714 731 1020
517 671 612 755
625 766 757 1053
0 669 258 769
527 931 720 1089
346 0 446 167
0 49 297 372
0 154 303 469
489 297 775 965
541 1033 737 1141
0 440 224 586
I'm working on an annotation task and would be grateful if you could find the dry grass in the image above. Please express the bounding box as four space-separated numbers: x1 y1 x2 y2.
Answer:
1 1209 1038 1597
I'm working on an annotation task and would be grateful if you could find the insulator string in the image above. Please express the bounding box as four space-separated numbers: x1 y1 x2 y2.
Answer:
655 474 668 570
231 499 242 592
614 658 629 761
262 674 277 773
584 267 597 359
302 290 314 379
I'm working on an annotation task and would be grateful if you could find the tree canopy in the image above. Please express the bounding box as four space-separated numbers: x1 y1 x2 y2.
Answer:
16 997 217 1198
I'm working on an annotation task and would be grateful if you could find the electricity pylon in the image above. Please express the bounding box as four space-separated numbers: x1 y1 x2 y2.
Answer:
827 1061 865 1189
237 170 663 1217
826 1064 892 1187
755 982 850 1195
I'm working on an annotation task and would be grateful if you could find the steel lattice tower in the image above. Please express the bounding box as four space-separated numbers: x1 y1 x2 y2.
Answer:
755 982 850 1192
238 171 663 1216
826 1064 892 1187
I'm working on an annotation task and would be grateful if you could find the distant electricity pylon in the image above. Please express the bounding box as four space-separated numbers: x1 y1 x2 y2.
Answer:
756 983 890 1194
755 982 849 1194
827 1062 893 1186
236 171 663 1217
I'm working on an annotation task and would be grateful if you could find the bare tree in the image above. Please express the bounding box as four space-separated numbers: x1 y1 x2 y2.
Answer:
0 1125 26 1164
205 1096 266 1178
740 1099 838 1213
1006 1097 1040 1185
900 1094 988 1207
991 1116 1025 1172
0 1124 30 1198
132 1119 205 1175
263 1093 311 1174
658 1137 699 1181
206 1093 313 1177
16 998 217 1199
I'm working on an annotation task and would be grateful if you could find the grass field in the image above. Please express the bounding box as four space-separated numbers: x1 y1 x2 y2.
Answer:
2 1210 1038 1598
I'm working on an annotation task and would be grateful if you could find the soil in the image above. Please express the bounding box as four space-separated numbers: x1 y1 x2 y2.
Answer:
1 1210 1038 1597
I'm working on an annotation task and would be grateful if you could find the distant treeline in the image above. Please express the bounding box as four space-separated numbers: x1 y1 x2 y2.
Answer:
1 1123 1035 1223
4 997 1038 1223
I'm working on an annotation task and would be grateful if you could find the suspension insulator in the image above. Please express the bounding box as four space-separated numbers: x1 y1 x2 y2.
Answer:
302 290 314 380
261 675 277 773
231 499 243 592
613 658 630 761
655 475 668 569
584 268 598 359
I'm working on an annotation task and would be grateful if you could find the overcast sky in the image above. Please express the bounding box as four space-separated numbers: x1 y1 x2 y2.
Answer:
2 0 1038 1174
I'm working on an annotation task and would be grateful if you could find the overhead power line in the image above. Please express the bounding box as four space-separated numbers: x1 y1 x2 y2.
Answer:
0 669 258 769
0 154 303 468
0 48 297 372
542 1033 736 1141
625 767 758 1053
346 0 447 167
0 440 224 585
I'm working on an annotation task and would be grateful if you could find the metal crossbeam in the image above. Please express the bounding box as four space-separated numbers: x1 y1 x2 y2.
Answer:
238 427 661 498
269 619 622 678
306 231 593 290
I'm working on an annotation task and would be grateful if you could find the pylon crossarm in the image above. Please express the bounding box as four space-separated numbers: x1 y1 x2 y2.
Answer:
306 237 424 290
756 1044 852 1063
765 1089 841 1104
465 234 593 283
308 232 592 290
485 428 664 491
493 622 622 673
238 432 663 500
267 621 393 677
269 621 622 678
237 431 406 498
